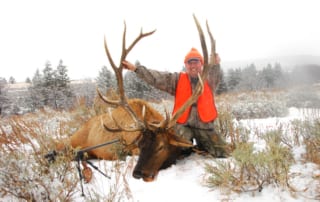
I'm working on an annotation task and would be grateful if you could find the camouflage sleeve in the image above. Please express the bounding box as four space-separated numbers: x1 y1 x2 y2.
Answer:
134 65 179 96
207 64 221 93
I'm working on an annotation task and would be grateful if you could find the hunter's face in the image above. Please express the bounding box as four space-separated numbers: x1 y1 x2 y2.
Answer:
185 59 203 78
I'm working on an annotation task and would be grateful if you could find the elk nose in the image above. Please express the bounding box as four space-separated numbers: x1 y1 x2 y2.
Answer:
133 170 143 179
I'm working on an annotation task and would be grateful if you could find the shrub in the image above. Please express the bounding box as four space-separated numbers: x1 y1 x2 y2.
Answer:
214 103 250 151
217 91 288 120
286 88 320 108
290 118 320 165
204 129 294 193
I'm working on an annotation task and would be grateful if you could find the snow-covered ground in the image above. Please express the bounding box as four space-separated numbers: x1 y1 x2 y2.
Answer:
71 108 319 202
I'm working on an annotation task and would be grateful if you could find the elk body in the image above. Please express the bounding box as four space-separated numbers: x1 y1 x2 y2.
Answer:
63 98 164 160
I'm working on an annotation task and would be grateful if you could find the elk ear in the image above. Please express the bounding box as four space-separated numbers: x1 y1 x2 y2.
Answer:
168 135 194 148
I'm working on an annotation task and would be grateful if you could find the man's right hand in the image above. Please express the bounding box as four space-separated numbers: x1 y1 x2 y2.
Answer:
122 60 137 71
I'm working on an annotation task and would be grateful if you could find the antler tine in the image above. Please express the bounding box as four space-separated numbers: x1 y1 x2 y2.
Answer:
167 14 214 129
193 14 208 67
206 20 216 65
125 28 156 59
104 36 117 72
103 22 156 131
159 101 172 128
120 21 127 64
96 88 120 106
104 33 126 103
101 109 144 132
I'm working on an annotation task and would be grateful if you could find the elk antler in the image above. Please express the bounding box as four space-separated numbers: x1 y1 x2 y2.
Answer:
166 14 217 129
98 22 155 131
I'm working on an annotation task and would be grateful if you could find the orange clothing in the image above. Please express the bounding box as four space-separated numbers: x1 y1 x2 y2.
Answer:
172 73 217 124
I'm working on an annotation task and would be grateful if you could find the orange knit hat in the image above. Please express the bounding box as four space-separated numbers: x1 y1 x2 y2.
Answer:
184 48 204 64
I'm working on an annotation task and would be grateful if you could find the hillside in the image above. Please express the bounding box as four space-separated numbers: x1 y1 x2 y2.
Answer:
222 54 320 70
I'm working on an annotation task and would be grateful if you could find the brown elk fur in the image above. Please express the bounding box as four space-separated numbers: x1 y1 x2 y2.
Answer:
56 98 164 160
93 88 118 116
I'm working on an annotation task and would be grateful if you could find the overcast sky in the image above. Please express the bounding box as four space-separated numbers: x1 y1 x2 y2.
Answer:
1 0 319 82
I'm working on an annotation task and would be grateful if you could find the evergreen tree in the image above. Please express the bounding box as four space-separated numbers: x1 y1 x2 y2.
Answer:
96 65 116 93
273 63 286 88
9 76 16 84
216 69 228 94
53 60 74 109
42 61 55 106
28 60 75 110
260 64 276 89
227 68 241 91
72 78 96 107
0 77 9 116
118 60 147 99
124 71 151 99
28 69 44 110
25 77 31 83
238 63 258 91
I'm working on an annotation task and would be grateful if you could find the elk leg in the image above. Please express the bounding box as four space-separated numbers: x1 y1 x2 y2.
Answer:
81 161 93 183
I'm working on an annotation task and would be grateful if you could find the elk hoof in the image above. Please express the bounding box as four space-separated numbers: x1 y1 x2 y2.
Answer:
82 167 93 183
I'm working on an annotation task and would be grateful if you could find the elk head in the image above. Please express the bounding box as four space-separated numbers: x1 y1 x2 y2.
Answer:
98 14 217 182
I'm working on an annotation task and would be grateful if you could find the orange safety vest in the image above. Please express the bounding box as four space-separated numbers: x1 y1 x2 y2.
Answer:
172 73 217 124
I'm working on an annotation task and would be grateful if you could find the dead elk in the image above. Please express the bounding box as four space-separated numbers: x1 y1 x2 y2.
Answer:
62 98 165 160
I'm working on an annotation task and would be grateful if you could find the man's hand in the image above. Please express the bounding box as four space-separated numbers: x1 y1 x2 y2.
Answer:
122 60 137 71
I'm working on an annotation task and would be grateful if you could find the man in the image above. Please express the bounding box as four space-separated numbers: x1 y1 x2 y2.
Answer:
122 48 228 158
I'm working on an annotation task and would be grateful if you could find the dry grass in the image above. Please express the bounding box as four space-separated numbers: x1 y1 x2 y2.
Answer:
0 101 133 201
0 111 79 201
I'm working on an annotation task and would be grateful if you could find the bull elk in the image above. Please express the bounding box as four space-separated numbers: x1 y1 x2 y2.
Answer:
51 14 217 182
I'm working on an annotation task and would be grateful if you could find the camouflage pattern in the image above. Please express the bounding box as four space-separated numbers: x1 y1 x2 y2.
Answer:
175 124 227 158
134 64 227 157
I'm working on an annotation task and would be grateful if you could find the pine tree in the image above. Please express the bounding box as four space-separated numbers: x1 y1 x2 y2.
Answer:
238 64 258 91
273 63 286 88
42 61 55 106
227 68 241 91
53 60 73 109
124 71 146 98
0 77 9 116
125 60 151 98
260 64 276 89
28 69 44 110
25 77 31 83
27 60 74 111
9 76 16 84
216 69 228 94
96 65 116 93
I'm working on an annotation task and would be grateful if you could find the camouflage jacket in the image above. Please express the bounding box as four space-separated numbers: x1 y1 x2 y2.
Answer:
134 65 220 130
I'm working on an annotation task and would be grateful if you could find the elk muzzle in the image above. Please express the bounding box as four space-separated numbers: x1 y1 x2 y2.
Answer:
132 168 159 182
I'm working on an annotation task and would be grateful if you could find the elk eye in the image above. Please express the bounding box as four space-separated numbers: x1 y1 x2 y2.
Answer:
157 145 164 152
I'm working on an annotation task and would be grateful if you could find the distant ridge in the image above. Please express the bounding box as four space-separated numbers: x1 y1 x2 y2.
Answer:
221 54 320 70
